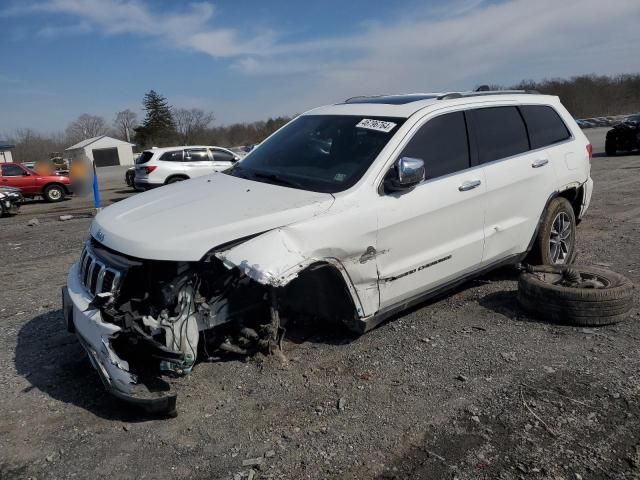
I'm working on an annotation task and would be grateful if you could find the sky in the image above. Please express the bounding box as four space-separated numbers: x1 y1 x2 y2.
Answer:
1 0 640 135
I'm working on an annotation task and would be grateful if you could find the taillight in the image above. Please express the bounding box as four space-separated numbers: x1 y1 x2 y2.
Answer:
142 166 157 174
586 144 592 160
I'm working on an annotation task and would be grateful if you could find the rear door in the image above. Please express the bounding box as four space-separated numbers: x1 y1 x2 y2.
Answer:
376 110 486 309
467 106 556 264
183 148 214 177
519 105 574 186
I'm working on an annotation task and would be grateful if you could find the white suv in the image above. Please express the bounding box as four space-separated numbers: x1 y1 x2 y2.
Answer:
63 91 593 413
134 145 241 189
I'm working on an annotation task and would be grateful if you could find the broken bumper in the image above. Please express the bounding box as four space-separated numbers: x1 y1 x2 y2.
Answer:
63 263 177 414
579 176 594 219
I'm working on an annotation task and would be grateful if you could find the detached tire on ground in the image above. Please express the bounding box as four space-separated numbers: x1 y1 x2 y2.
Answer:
518 265 633 326
43 184 66 202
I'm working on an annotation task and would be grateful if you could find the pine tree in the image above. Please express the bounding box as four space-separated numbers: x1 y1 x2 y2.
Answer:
134 90 176 147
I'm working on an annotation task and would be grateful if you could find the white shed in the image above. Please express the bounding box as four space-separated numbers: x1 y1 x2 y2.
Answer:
0 141 15 163
65 135 135 167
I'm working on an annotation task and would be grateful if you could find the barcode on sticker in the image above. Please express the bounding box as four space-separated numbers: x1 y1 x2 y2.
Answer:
356 118 397 133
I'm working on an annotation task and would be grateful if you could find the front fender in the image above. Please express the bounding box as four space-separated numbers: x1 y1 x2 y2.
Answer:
214 227 369 318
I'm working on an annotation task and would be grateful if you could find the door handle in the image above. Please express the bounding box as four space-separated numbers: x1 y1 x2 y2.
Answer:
458 179 481 191
532 158 549 168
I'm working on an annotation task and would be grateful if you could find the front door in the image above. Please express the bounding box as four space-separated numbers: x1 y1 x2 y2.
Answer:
376 111 486 310
183 148 214 178
1 163 36 194
210 148 236 171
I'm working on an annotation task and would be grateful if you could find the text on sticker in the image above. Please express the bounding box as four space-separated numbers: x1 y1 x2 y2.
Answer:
356 118 397 133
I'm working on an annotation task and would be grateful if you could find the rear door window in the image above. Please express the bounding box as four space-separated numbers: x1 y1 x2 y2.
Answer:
399 111 470 180
520 105 571 149
184 149 210 162
159 150 184 162
470 107 530 164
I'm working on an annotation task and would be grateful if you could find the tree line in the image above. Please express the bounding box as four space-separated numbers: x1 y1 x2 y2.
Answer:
496 73 640 118
3 73 640 163
3 89 292 163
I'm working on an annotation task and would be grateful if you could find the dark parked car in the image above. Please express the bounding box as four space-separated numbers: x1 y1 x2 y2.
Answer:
0 185 23 216
0 162 73 202
605 114 640 155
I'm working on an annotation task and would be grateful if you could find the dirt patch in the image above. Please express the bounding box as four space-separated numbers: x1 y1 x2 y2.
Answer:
0 141 639 479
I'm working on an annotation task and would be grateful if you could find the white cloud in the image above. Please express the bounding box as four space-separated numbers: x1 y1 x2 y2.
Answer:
2 0 275 57
36 20 91 38
2 0 640 124
7 0 640 82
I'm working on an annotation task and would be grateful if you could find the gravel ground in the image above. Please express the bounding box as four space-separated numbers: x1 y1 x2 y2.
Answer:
0 129 639 480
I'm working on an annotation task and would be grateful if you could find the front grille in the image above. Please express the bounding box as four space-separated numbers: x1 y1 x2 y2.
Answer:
79 244 122 296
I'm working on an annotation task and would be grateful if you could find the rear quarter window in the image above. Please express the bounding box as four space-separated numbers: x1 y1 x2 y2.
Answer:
520 105 571 149
136 151 154 164
470 106 530 164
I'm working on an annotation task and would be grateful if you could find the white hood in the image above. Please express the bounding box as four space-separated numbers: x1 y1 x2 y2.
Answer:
91 173 334 261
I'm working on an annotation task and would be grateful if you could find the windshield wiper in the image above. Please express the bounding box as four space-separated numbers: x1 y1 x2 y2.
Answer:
251 171 304 189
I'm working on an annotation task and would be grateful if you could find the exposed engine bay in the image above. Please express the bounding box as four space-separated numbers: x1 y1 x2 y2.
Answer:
74 238 356 410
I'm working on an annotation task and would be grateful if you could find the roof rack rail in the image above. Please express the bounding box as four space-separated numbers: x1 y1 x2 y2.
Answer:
437 90 540 100
436 92 463 100
343 94 387 103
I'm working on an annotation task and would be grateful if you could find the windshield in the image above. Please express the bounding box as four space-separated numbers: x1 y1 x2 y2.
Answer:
226 115 404 193
625 114 640 123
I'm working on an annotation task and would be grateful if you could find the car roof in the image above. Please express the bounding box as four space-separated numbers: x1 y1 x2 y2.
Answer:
305 91 560 119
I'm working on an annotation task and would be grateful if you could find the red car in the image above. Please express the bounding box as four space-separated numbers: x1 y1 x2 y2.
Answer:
0 163 72 202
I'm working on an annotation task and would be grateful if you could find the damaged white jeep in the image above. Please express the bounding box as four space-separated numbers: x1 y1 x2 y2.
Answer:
63 91 593 414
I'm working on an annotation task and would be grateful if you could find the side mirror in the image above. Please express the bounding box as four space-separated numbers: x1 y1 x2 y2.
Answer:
384 157 425 192
23 170 30 176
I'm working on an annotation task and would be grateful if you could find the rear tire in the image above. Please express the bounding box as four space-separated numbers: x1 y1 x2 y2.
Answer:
527 197 576 266
605 136 617 156
125 170 135 188
43 184 66 203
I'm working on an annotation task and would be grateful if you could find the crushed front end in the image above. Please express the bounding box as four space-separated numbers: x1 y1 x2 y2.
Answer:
63 239 278 415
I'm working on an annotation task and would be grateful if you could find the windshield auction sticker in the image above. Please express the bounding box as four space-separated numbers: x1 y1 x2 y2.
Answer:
356 118 397 133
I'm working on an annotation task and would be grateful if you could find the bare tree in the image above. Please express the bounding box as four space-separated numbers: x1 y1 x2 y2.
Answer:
113 109 138 142
173 108 215 145
8 128 68 162
65 114 108 144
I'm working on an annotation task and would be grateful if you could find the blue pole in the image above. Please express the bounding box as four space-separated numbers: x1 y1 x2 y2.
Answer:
92 163 101 210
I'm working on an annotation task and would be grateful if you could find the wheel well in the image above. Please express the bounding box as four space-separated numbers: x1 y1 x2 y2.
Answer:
557 186 583 219
280 262 359 331
44 182 68 194
165 174 189 184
